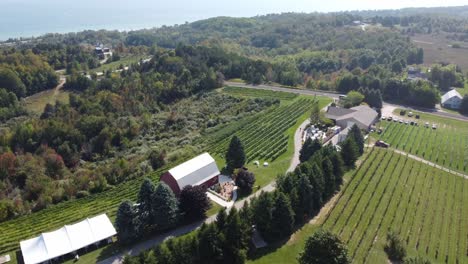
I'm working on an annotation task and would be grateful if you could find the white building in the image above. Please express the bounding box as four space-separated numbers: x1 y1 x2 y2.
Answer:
20 214 116 264
441 89 463 109
325 105 379 130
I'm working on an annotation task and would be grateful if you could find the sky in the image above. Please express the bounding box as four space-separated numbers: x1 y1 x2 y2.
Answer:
0 0 467 40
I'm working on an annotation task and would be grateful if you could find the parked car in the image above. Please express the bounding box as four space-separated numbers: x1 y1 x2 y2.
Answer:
432 124 437 129
387 116 393 121
375 140 390 148
415 115 420 119
408 111 413 117
425 122 429 128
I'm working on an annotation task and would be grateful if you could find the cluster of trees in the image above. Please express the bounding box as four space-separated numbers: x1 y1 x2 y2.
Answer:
0 50 58 98
336 71 439 108
122 142 352 264
116 178 211 244
429 64 465 90
0 88 26 121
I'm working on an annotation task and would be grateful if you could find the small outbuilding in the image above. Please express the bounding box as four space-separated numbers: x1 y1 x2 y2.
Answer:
160 153 220 195
441 89 463 109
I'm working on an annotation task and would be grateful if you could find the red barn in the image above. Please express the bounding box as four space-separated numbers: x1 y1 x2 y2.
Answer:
160 153 220 195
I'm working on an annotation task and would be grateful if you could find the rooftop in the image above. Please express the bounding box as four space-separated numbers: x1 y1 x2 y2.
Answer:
441 89 462 103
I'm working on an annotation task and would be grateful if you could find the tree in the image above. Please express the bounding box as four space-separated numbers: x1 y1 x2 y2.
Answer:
222 208 249 264
234 169 255 194
153 183 179 231
343 91 365 108
460 95 468 115
0 152 16 181
309 100 322 125
0 68 26 98
404 256 432 264
348 124 364 155
137 178 156 227
322 157 336 200
115 201 139 244
198 223 225 263
179 185 210 221
271 192 295 239
340 137 359 167
251 191 274 239
300 138 321 163
384 231 407 262
149 149 166 170
225 136 246 172
298 229 350 264
216 207 228 231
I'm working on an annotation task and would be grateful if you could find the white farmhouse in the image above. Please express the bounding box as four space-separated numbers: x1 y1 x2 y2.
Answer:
441 89 463 109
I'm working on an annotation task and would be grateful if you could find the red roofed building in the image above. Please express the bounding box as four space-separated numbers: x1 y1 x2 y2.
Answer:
160 153 220 195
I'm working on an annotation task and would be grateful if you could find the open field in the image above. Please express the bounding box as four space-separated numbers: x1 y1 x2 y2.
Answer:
210 89 331 187
222 86 299 100
90 55 147 73
0 90 330 259
322 148 467 263
411 33 468 70
251 148 468 264
376 118 468 174
22 89 70 114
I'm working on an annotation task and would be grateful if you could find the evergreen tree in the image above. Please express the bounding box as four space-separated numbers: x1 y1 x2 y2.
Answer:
460 95 468 115
251 191 274 240
271 192 295 239
341 137 359 168
384 231 407 262
216 207 227 231
300 138 322 163
153 183 179 231
322 157 336 200
198 223 225 263
309 100 322 125
137 178 156 227
298 229 350 264
115 201 139 244
348 124 365 155
222 208 248 264
294 174 314 222
234 169 256 194
225 136 246 172
179 185 210 221
309 163 325 210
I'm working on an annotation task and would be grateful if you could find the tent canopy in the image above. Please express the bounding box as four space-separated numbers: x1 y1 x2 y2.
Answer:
20 214 116 264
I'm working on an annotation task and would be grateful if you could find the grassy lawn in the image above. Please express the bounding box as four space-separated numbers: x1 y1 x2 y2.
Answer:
90 55 147 73
22 89 70 114
456 81 468 96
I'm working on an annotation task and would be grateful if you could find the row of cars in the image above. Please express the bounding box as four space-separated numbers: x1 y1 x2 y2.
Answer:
381 116 437 129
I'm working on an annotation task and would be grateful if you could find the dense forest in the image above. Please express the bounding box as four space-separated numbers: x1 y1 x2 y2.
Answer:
0 8 467 222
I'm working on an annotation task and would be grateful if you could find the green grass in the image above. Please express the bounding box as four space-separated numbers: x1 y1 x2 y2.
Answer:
250 148 468 264
322 149 468 263
22 89 70 114
375 118 468 174
222 86 298 100
456 82 468 96
90 55 147 73
209 94 331 188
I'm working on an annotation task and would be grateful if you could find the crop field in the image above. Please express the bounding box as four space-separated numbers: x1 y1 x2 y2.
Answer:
222 86 299 101
209 98 314 162
375 120 468 174
411 33 468 70
322 148 468 264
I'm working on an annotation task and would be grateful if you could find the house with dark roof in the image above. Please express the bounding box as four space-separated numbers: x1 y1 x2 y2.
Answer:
325 105 378 130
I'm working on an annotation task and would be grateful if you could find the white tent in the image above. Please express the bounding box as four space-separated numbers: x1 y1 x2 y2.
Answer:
20 214 116 264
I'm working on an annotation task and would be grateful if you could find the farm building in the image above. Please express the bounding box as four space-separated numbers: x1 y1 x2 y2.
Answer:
325 105 378 130
441 89 463 109
20 214 116 264
160 153 220 195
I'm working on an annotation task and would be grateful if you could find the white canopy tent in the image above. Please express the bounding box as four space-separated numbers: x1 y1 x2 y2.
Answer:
20 214 116 264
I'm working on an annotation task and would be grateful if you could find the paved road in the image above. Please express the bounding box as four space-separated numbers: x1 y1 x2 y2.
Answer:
98 115 309 264
226 82 468 122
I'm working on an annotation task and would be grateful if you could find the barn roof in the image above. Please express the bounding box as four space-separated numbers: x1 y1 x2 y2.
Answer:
441 89 462 104
326 105 378 129
20 214 116 264
168 153 220 190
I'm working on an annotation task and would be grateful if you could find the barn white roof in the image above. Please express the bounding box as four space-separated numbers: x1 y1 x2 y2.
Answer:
441 89 462 104
169 152 220 190
20 214 116 264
